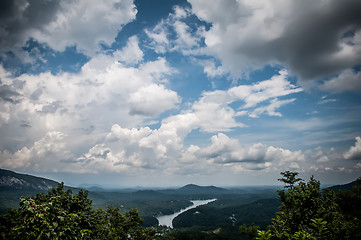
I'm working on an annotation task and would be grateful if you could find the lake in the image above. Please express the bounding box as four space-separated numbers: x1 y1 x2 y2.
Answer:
156 199 217 228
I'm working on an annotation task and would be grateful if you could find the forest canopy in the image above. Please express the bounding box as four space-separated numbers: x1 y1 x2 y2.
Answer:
241 171 361 240
0 183 157 240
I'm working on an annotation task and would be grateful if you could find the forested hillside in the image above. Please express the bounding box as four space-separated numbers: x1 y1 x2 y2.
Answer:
0 170 360 239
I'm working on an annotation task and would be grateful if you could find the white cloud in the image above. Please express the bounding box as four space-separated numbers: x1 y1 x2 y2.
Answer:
266 146 305 165
145 22 169 54
73 125 158 173
73 114 199 173
318 96 337 105
192 98 245 132
0 111 10 126
188 0 361 90
344 136 361 160
192 133 305 170
0 45 179 169
0 62 306 176
69 126 308 173
179 145 201 163
173 20 199 49
228 70 302 108
113 36 144 65
320 68 361 93
190 70 302 128
198 59 225 78
0 131 70 170
173 5 190 20
1 0 137 57
128 84 180 116
249 98 295 118
33 0 136 56
14 53 175 121
145 5 203 54
316 156 330 163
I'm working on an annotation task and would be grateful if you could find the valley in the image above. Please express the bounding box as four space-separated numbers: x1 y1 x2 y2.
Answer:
1 168 359 239
0 168 280 232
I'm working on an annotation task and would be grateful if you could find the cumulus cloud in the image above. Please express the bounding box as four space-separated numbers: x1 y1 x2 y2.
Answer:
71 124 308 173
192 70 302 125
0 131 70 170
145 5 204 54
0 83 21 103
320 69 361 92
74 126 158 173
128 84 180 116
198 59 225 78
0 0 137 56
344 136 361 160
173 20 199 50
0 45 179 165
0 59 304 175
188 0 361 90
145 22 169 54
228 70 302 108
74 113 199 173
113 36 144 66
0 52 176 118
191 97 245 132
249 98 296 118
185 133 305 170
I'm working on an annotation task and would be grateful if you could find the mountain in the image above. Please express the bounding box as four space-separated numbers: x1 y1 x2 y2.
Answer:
159 184 230 196
328 179 357 192
0 168 59 191
172 198 281 229
0 169 62 213
178 184 229 194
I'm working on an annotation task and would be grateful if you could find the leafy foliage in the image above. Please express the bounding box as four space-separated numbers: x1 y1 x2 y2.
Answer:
173 198 279 229
277 171 302 189
335 177 361 239
270 175 346 239
241 172 361 240
0 183 157 240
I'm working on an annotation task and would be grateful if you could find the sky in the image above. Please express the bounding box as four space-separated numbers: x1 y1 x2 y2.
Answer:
1 0 361 188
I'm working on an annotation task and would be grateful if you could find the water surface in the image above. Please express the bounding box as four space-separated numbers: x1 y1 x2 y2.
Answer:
156 199 217 228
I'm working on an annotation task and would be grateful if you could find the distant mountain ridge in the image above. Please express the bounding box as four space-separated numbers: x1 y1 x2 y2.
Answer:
0 169 58 191
328 179 356 192
156 183 230 196
176 184 229 194
1 168 358 194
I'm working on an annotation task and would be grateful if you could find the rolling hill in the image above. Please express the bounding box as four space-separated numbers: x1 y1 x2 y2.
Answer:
0 168 59 191
328 180 356 192
0 169 61 213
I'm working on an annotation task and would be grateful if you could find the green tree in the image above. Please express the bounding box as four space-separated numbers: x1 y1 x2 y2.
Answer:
239 224 260 239
0 183 157 240
240 172 360 240
278 171 302 189
335 177 361 239
255 230 272 240
269 173 347 240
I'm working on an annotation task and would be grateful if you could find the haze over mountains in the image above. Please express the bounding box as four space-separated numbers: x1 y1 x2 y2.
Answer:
1 168 356 194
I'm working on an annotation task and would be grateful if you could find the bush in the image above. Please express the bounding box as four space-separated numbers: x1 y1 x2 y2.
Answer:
0 183 156 240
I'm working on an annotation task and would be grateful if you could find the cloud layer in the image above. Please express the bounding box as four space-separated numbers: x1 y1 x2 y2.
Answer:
188 0 361 90
0 1 360 186
0 0 137 55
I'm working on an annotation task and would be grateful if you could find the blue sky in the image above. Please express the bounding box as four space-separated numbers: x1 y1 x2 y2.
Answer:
1 0 361 187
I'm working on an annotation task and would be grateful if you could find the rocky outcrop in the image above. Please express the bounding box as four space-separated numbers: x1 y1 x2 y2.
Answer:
0 169 58 190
